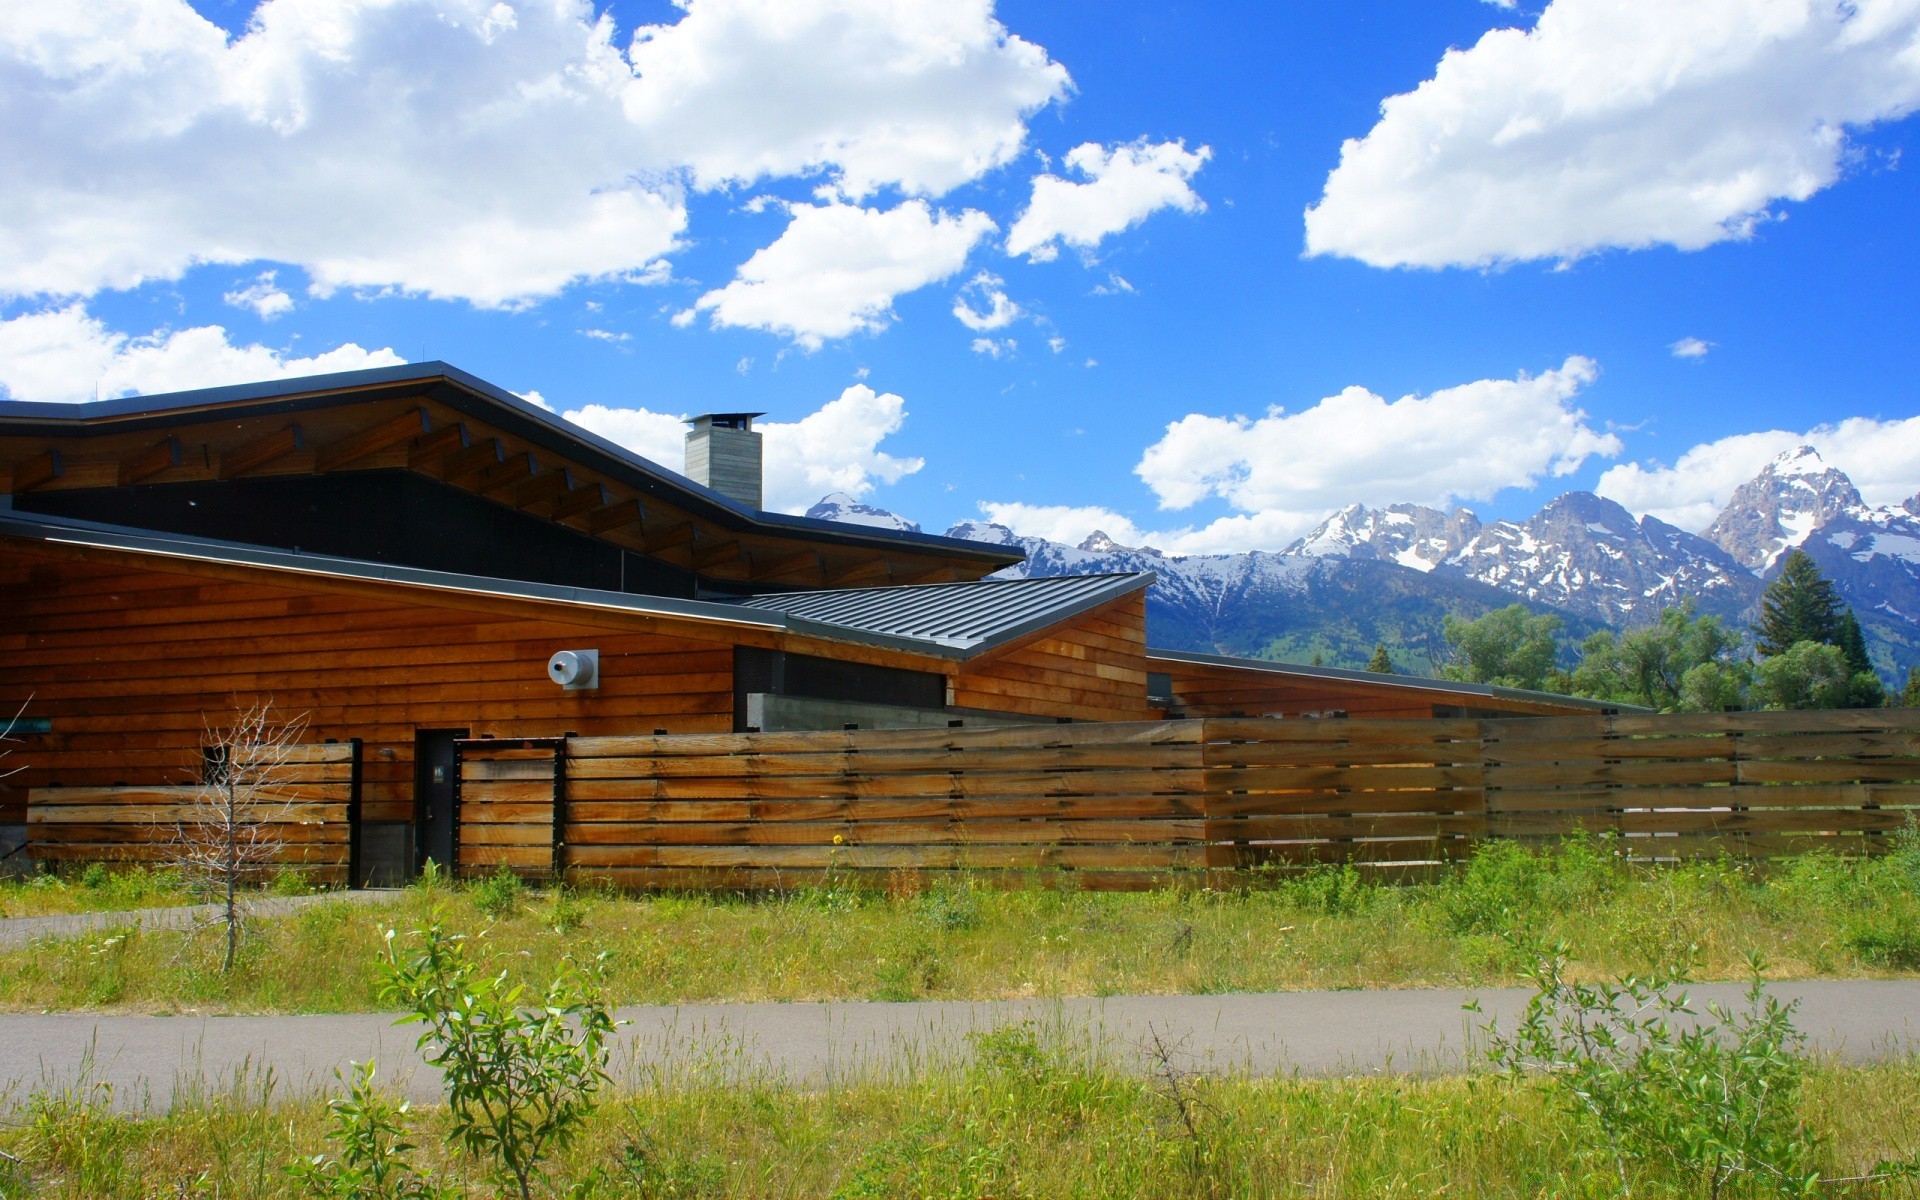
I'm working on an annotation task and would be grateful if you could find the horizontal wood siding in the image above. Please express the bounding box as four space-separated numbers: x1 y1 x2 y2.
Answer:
1 543 735 824
953 593 1152 722
1156 656 1599 720
452 709 1920 888
27 742 358 881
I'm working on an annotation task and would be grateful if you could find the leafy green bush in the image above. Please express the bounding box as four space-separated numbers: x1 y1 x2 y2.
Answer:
469 865 527 918
289 1062 451 1200
1428 841 1549 935
1480 946 1819 1196
915 878 982 931
380 918 617 1200
1278 863 1376 916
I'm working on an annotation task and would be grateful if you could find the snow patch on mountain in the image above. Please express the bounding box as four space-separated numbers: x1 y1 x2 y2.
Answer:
803 492 921 533
1704 446 1866 571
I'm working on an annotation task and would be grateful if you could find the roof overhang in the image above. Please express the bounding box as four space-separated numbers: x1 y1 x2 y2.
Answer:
0 361 1022 575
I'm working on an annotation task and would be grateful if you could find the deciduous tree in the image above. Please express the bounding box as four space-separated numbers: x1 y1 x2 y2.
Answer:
1440 604 1565 692
1571 601 1745 712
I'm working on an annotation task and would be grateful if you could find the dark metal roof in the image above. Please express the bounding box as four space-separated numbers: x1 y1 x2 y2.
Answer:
1144 648 1641 713
730 573 1153 652
0 508 1103 662
0 361 1021 568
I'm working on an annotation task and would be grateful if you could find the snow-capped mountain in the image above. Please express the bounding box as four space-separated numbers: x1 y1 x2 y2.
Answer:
803 492 920 533
1704 446 1867 571
1288 503 1481 570
800 446 1920 679
1439 492 1759 627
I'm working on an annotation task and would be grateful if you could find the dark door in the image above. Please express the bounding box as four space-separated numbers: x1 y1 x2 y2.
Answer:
415 729 467 875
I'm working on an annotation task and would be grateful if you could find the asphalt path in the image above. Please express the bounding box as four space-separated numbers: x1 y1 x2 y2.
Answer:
0 890 393 947
2 980 1916 1110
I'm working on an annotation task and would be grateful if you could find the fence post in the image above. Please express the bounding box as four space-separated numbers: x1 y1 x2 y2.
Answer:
347 738 363 888
448 739 464 880
551 739 569 881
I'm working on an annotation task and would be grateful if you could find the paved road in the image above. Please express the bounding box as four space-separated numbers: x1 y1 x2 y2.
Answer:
0 890 394 947
3 980 1915 1109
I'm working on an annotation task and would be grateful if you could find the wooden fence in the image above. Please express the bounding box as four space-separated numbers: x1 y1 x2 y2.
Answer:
451 709 1920 889
27 741 362 883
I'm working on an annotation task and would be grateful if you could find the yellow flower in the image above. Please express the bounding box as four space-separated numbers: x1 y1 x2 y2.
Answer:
832 833 845 845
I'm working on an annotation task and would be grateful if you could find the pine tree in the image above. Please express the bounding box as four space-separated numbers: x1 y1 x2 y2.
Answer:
1367 643 1394 674
1901 667 1920 709
1752 549 1843 657
1835 610 1873 676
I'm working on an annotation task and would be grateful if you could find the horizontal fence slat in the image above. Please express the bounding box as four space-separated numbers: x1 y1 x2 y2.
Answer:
447 714 1920 885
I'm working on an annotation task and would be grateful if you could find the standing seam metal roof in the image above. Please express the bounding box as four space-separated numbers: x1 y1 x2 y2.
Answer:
729 573 1151 650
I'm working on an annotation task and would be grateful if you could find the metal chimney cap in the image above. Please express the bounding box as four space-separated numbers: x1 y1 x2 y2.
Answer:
686 412 765 432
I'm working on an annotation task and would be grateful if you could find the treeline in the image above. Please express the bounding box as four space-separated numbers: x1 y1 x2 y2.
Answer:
1365 549 1901 712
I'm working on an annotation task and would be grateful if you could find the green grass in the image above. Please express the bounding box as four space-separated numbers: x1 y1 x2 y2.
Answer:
2 836 1918 1014
3 1043 1918 1198
0 864 198 918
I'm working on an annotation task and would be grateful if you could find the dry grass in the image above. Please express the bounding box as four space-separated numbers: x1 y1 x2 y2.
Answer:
3 1047 1918 1198
0 837 1916 1014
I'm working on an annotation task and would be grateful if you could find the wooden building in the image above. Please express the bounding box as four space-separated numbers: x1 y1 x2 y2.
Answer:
0 363 1614 879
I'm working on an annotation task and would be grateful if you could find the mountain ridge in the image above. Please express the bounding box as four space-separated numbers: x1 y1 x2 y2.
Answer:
808 448 1920 679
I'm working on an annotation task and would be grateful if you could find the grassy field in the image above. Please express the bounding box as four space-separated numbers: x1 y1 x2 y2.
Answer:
2 1041 1917 1198
0 864 199 918
1 837 1916 1013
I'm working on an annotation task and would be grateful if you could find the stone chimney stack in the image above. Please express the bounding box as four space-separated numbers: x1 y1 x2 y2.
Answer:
684 413 765 510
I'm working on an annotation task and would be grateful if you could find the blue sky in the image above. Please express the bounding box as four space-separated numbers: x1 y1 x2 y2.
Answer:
5 0 1920 552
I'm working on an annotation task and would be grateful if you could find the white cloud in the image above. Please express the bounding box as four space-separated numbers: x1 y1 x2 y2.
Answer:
978 502 1151 547
0 0 1069 307
517 389 553 411
681 200 994 348
1670 336 1713 359
562 402 689 470
974 500 1320 558
579 328 630 343
1047 335 1066 353
0 303 402 403
223 270 292 319
1005 139 1210 261
1090 272 1135 295
564 382 923 512
1597 416 1920 529
621 0 1070 199
972 358 1622 558
952 271 1021 330
970 336 1016 358
1133 357 1618 541
1304 0 1920 269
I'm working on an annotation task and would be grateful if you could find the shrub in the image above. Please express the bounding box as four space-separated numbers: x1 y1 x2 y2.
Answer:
380 917 616 1200
1480 946 1819 1197
469 865 527 919
289 1061 452 1200
915 877 982 931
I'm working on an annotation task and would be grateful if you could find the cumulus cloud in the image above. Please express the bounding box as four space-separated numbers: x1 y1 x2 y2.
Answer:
974 500 1330 558
977 502 1150 547
0 303 401 403
970 336 1016 358
223 271 293 319
0 0 1069 306
1597 416 1920 529
622 0 1070 199
971 358 1621 557
1005 139 1210 261
952 271 1021 330
1670 336 1713 359
565 382 923 512
1136 357 1617 522
1305 0 1920 269
680 201 994 347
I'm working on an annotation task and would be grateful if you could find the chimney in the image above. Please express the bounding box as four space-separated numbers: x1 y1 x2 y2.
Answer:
684 412 765 510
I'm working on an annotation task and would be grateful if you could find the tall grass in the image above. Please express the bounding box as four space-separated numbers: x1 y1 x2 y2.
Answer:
3 1043 1917 1198
1 835 1917 1014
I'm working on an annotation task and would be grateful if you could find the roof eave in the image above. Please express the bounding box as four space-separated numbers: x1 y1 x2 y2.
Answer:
0 361 1025 568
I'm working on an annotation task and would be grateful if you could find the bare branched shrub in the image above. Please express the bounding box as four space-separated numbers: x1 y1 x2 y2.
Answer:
174 703 308 972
